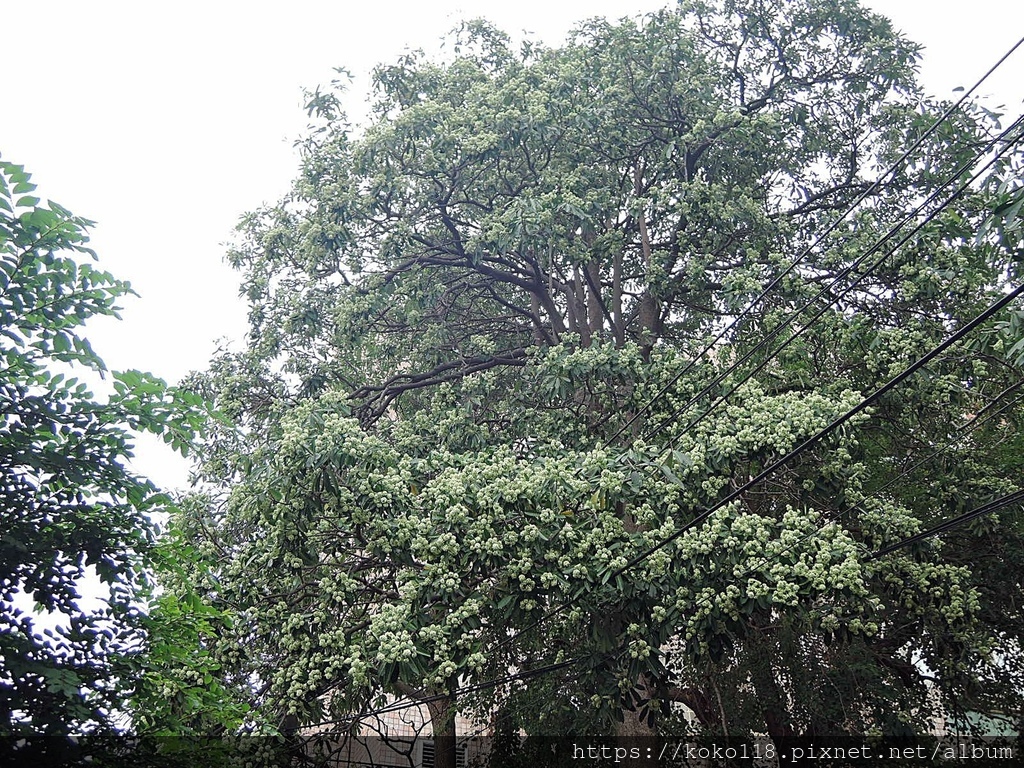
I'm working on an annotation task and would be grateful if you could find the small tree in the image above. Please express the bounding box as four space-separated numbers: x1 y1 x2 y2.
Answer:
0 157 205 765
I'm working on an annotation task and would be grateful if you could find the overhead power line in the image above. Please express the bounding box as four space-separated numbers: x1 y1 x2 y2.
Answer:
642 113 1024 450
305 278 1024 730
325 372 1024 731
610 282 1024 583
662 381 1024 647
485 111 1024 661
603 32 1024 449
868 488 1024 561
285 34 1024 734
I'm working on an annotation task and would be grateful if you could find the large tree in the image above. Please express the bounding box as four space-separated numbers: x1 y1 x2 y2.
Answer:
0 158 206 766
170 2 1024 764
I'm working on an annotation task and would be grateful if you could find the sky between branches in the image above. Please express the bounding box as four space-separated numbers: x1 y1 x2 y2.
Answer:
2 0 1022 490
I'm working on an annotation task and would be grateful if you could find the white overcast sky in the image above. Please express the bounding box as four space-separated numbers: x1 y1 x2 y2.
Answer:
2 0 1023 490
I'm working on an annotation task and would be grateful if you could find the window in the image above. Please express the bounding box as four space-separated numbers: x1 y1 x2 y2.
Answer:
420 740 468 768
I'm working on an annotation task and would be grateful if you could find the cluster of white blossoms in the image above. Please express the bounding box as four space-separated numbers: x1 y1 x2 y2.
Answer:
216 336 1000 732
657 498 878 653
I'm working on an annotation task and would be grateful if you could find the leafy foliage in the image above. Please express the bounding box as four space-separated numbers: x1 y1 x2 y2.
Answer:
0 158 206 765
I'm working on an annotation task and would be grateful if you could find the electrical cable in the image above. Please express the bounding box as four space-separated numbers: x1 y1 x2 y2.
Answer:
602 33 1024 448
276 36 1024 736
642 113 1024 449
286 303 1024 729
321 382 1024 730
296 285 1024 730
296 114 1024 742
473 115 1024 663
868 488 1024 561
657 382 1024 648
608 282 1024 581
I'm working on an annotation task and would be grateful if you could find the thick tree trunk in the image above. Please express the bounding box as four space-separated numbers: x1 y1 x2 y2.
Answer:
615 676 661 768
633 165 661 359
614 708 659 768
395 683 458 768
750 657 805 765
574 265 592 347
586 258 605 337
666 685 718 730
612 247 625 347
426 694 458 768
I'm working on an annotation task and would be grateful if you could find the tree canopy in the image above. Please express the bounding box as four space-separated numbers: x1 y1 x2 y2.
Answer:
0 158 206 766
164 2 1024 765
